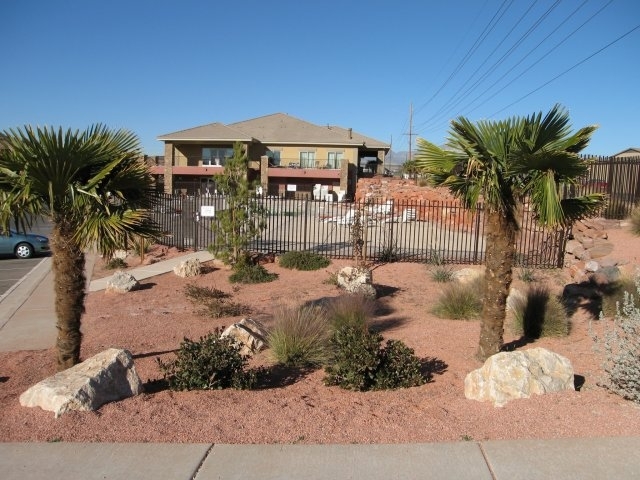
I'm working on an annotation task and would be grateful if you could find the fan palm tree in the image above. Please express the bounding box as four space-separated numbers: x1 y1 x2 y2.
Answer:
415 104 605 361
0 125 161 370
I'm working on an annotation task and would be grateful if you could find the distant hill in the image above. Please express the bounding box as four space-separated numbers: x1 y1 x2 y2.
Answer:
384 151 411 168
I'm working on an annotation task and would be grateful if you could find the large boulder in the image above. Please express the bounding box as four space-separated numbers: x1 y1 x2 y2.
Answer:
464 347 574 407
336 266 377 298
221 318 268 355
20 348 142 418
173 258 201 278
105 271 140 293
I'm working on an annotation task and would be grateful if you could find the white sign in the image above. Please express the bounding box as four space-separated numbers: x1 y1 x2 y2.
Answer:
200 205 216 217
287 184 297 191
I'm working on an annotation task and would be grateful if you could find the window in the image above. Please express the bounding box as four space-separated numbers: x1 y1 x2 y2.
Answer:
202 147 233 166
299 151 316 168
267 150 281 166
327 152 343 169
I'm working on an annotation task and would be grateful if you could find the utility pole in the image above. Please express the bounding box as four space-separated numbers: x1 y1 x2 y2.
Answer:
409 103 413 162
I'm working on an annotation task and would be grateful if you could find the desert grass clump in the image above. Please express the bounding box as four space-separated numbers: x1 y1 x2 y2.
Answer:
518 268 537 283
324 294 376 333
157 328 260 390
430 266 455 283
511 285 569 338
279 251 331 271
267 304 331 367
432 275 483 320
629 205 640 236
590 276 640 403
184 284 251 318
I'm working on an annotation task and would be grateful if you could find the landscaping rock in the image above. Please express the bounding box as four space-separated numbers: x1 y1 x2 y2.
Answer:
221 318 267 355
19 348 142 418
105 271 140 293
336 266 377 298
453 267 483 284
173 258 201 278
464 347 574 407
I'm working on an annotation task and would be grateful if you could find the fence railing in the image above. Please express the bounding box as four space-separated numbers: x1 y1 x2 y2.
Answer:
150 194 567 268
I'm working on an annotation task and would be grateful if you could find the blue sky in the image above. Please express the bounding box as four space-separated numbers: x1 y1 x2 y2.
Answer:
2 0 639 160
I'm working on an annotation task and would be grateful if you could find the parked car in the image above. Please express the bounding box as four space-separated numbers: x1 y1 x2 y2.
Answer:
0 230 51 259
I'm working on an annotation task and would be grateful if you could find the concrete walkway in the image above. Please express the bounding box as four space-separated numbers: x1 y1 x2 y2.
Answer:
1 252 640 479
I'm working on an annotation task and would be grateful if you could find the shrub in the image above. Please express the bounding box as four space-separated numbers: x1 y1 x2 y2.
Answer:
279 251 330 271
105 257 127 270
184 284 251 318
518 268 536 283
432 276 483 320
323 271 339 286
323 325 425 391
630 205 640 236
268 304 331 367
430 266 454 283
229 263 278 284
511 285 569 338
325 294 376 333
601 277 637 318
591 276 640 403
157 328 260 390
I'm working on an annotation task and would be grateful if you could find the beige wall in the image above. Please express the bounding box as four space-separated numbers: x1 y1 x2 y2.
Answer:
263 144 360 167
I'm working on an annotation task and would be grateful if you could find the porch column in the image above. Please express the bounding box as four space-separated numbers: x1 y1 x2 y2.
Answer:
260 155 269 192
163 143 174 194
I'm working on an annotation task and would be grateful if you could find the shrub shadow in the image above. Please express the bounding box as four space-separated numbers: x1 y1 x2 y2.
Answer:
255 364 317 390
132 349 177 360
421 357 448 382
562 276 624 319
375 284 402 298
574 374 586 391
369 317 409 333
136 282 157 291
0 376 8 383
142 378 169 394
501 336 537 352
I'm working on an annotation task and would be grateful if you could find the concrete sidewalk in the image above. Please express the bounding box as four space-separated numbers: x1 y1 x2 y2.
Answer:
1 252 640 479
2 437 640 480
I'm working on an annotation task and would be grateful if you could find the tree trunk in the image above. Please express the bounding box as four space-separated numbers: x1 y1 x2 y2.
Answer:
476 210 517 361
51 220 86 371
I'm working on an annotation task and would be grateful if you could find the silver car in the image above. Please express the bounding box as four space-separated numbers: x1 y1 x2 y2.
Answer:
0 230 51 259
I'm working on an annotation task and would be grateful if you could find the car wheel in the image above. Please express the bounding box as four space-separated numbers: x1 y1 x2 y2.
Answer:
15 242 34 259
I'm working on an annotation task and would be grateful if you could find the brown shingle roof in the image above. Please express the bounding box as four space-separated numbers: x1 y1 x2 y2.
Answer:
157 122 252 142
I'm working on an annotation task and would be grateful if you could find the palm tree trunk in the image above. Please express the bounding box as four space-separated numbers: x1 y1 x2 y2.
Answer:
51 220 86 370
476 210 517 361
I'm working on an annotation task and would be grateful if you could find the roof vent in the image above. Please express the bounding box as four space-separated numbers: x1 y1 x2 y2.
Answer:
348 128 352 139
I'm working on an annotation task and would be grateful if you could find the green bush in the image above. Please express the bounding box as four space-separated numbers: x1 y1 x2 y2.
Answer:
323 325 425 391
601 277 637 318
432 276 483 320
325 294 375 333
511 285 569 338
268 304 331 367
229 263 278 284
518 268 537 283
279 251 330 271
105 257 127 270
591 276 640 403
157 328 260 390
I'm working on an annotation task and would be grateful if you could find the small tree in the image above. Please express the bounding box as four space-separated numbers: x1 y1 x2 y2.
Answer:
209 142 266 266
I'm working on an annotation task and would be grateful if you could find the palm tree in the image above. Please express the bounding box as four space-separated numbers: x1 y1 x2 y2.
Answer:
415 105 605 361
0 125 161 370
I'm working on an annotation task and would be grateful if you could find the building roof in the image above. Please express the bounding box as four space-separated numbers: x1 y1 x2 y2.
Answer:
158 113 390 149
611 147 640 157
157 122 252 142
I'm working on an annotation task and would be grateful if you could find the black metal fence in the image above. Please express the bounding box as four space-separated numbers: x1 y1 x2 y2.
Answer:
150 194 567 268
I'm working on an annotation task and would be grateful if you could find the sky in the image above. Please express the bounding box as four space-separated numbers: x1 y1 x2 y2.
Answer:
2 0 639 161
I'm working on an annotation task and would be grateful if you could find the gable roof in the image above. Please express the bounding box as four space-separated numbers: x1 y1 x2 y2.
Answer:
157 122 252 142
612 147 640 157
158 113 390 149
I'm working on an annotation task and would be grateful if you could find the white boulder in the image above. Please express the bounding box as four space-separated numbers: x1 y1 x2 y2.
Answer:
464 347 574 407
105 271 139 293
20 348 142 417
173 258 201 278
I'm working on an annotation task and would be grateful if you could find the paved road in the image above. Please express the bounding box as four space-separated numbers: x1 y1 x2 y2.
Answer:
0 218 52 297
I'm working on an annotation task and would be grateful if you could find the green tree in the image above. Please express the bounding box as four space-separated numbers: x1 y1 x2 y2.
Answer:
0 125 161 370
209 142 266 267
415 104 605 360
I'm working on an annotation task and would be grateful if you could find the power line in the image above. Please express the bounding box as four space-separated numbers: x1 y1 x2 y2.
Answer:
489 22 640 117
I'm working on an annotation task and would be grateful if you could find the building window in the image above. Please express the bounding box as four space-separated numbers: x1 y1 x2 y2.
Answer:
300 151 316 168
202 147 233 166
267 150 281 166
327 152 343 169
